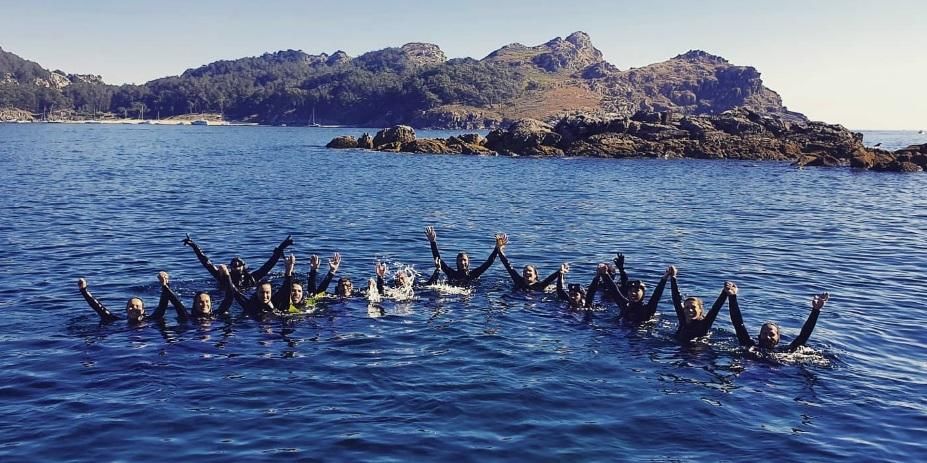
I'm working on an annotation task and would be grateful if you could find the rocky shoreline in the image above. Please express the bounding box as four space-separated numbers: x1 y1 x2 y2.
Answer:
327 109 926 173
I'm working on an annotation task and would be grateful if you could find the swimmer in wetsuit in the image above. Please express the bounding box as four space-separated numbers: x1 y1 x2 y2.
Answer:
556 263 599 310
601 264 671 324
497 234 566 292
183 234 293 290
307 253 353 299
77 272 189 324
153 272 234 320
668 266 732 342
727 283 829 352
425 226 503 286
222 263 291 318
373 258 442 296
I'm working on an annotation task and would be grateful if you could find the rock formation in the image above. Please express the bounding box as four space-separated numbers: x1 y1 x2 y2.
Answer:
326 111 925 173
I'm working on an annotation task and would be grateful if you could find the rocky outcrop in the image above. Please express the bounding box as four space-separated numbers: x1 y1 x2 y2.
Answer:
372 125 416 147
325 136 358 149
400 43 446 67
327 113 926 173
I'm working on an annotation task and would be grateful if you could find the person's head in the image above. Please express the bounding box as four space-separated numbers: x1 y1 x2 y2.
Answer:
456 252 470 272
229 257 247 277
758 322 781 349
628 280 646 303
568 283 586 308
395 270 411 288
193 291 212 316
683 297 704 321
522 265 538 285
256 281 273 305
290 282 304 305
125 297 145 322
336 277 353 297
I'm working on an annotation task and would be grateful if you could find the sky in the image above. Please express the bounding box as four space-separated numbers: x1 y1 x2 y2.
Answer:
0 0 924 129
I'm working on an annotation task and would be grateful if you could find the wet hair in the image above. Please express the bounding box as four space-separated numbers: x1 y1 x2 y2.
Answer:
568 283 585 295
229 257 247 269
628 280 646 290
684 296 704 312
125 297 144 309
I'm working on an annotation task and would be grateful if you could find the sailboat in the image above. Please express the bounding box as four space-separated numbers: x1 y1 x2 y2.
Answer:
308 107 321 127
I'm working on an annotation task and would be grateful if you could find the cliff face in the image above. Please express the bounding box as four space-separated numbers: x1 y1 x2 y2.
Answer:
1 34 805 128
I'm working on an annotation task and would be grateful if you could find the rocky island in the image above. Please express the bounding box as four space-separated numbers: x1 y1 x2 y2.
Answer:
326 110 927 172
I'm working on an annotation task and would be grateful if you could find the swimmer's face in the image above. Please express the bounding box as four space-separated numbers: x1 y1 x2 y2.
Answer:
125 297 145 322
683 298 703 321
759 323 780 349
229 259 246 276
569 291 584 307
523 265 538 284
457 253 470 271
195 293 212 315
257 283 273 305
629 285 645 303
337 278 353 297
396 271 410 287
290 283 303 304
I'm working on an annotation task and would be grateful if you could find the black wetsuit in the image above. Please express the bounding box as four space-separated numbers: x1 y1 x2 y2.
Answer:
159 284 233 320
602 274 668 324
307 267 336 296
224 272 289 317
671 277 727 342
187 239 288 290
80 284 186 324
498 252 561 291
555 273 599 310
729 294 822 352
375 268 441 296
429 241 499 286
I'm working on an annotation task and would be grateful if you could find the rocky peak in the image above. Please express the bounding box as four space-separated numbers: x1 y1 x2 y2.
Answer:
533 31 603 72
565 31 593 48
400 42 446 67
326 50 351 66
672 50 729 64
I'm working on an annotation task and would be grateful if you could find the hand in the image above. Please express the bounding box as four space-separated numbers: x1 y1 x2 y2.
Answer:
182 233 193 247
812 292 829 311
597 263 609 276
560 262 570 274
158 271 170 286
614 253 625 269
218 264 229 275
424 226 437 243
724 281 738 296
375 261 387 278
78 278 87 290
285 254 296 275
310 254 320 271
434 257 442 269
666 265 677 278
329 252 341 273
495 233 508 249
279 234 294 250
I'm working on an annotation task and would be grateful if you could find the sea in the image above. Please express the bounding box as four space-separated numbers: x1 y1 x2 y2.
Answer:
0 124 925 461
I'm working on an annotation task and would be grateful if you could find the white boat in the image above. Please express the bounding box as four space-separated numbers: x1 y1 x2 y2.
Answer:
191 120 209 126
308 107 321 127
139 120 154 125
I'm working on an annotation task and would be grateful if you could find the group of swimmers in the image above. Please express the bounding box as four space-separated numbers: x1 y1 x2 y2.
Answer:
78 227 830 354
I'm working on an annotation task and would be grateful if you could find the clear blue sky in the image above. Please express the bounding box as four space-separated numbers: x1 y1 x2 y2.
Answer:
1 0 924 129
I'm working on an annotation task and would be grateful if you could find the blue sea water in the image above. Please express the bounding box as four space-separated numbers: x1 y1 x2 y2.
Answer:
0 124 925 462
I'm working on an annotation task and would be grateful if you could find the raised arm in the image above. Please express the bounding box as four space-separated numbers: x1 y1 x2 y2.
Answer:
77 278 119 322
613 253 629 294
469 233 506 280
251 235 294 281
153 272 189 322
496 236 523 288
727 284 755 347
425 257 442 285
375 262 387 296
536 262 564 290
787 292 828 351
214 265 235 315
317 253 340 294
183 234 219 278
600 267 629 310
556 270 570 301
426 226 456 277
645 267 671 318
702 282 732 331
271 255 296 310
585 271 601 308
669 268 685 326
